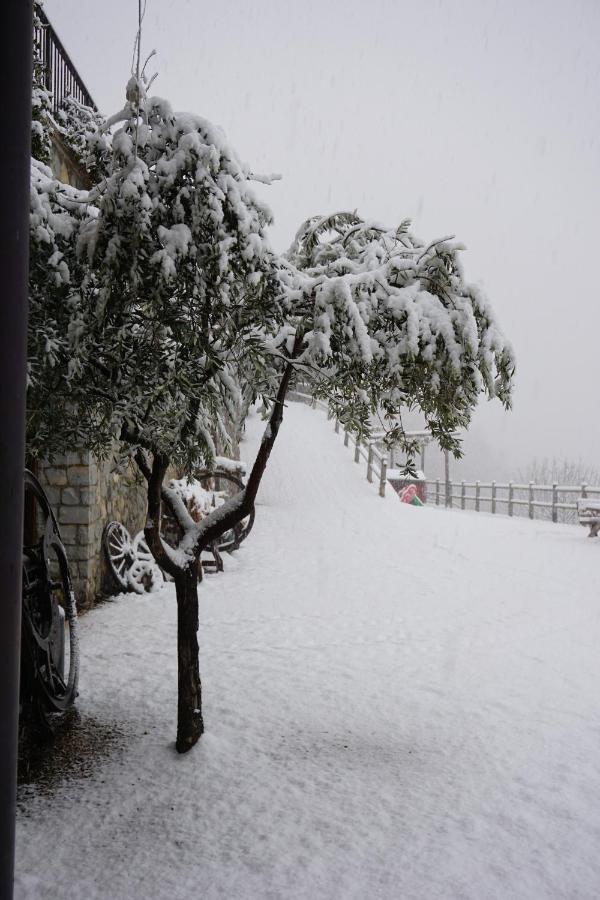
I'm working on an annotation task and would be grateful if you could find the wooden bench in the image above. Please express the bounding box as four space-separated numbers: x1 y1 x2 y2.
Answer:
577 497 600 536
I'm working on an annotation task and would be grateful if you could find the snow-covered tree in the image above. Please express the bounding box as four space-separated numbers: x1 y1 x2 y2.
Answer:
28 73 515 752
28 161 91 457
57 95 112 183
31 8 53 166
28 76 287 750
282 212 514 458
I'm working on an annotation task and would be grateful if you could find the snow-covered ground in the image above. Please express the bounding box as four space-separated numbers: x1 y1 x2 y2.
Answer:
15 402 600 899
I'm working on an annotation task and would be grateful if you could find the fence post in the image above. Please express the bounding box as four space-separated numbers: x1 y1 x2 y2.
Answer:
446 480 453 508
528 481 534 519
379 458 387 498
334 418 340 434
582 482 588 499
354 441 360 464
461 480 466 510
508 481 514 517
444 449 450 509
491 481 496 514
435 479 440 506
475 480 480 512
344 429 349 448
552 482 558 523
367 446 374 483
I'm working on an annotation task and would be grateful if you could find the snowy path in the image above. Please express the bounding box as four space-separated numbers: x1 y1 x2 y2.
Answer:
15 402 600 899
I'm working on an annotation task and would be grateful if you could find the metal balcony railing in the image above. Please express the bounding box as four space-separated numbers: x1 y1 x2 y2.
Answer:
33 5 96 115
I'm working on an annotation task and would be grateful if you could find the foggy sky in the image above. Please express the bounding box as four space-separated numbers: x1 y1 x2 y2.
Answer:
46 0 600 478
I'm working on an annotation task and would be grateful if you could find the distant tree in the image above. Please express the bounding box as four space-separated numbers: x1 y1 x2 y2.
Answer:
518 458 600 488
516 458 600 524
28 74 515 752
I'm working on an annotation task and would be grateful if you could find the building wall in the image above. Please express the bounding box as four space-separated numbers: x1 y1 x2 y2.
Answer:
49 130 91 190
39 452 148 609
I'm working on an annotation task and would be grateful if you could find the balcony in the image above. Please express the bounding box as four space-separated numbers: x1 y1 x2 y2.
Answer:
33 5 96 116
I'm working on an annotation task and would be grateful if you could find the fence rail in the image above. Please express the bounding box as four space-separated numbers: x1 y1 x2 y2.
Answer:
289 392 599 524
426 478 600 524
34 5 96 115
289 392 388 498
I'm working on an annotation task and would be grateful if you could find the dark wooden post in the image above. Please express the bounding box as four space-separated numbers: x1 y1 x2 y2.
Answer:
0 3 32 897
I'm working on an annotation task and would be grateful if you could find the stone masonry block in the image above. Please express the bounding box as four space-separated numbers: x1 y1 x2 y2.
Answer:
67 465 91 487
43 485 61 507
76 559 91 578
59 524 78 545
66 543 92 562
60 451 85 466
59 505 89 525
61 486 81 505
80 488 94 505
45 467 67 486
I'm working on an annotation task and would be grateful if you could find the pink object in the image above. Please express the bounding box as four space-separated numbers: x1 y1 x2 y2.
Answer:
400 484 417 504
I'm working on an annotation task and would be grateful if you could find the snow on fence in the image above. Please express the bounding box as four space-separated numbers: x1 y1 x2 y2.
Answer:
289 392 388 498
288 392 599 523
426 478 600 524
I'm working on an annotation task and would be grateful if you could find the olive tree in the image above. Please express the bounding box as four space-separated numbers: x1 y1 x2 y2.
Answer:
29 77 514 752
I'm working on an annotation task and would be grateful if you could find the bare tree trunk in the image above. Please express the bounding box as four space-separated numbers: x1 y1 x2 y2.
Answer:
174 560 204 753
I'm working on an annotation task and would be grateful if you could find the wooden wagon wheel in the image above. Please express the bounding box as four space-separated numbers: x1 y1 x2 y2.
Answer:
160 469 255 577
194 470 255 553
126 557 164 594
22 470 79 717
102 521 136 591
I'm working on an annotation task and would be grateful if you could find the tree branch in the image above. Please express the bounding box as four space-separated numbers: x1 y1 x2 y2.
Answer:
134 448 151 481
193 342 301 553
133 447 196 535
143 452 186 578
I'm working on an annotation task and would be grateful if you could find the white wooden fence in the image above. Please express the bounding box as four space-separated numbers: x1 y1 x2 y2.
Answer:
290 391 599 523
426 478 600 524
289 392 388 498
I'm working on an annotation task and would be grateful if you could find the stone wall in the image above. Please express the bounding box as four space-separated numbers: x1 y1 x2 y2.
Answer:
40 451 148 609
39 429 244 609
49 130 91 190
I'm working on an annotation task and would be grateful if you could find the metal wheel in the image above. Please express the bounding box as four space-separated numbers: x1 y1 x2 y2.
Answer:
103 521 135 591
22 470 79 715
